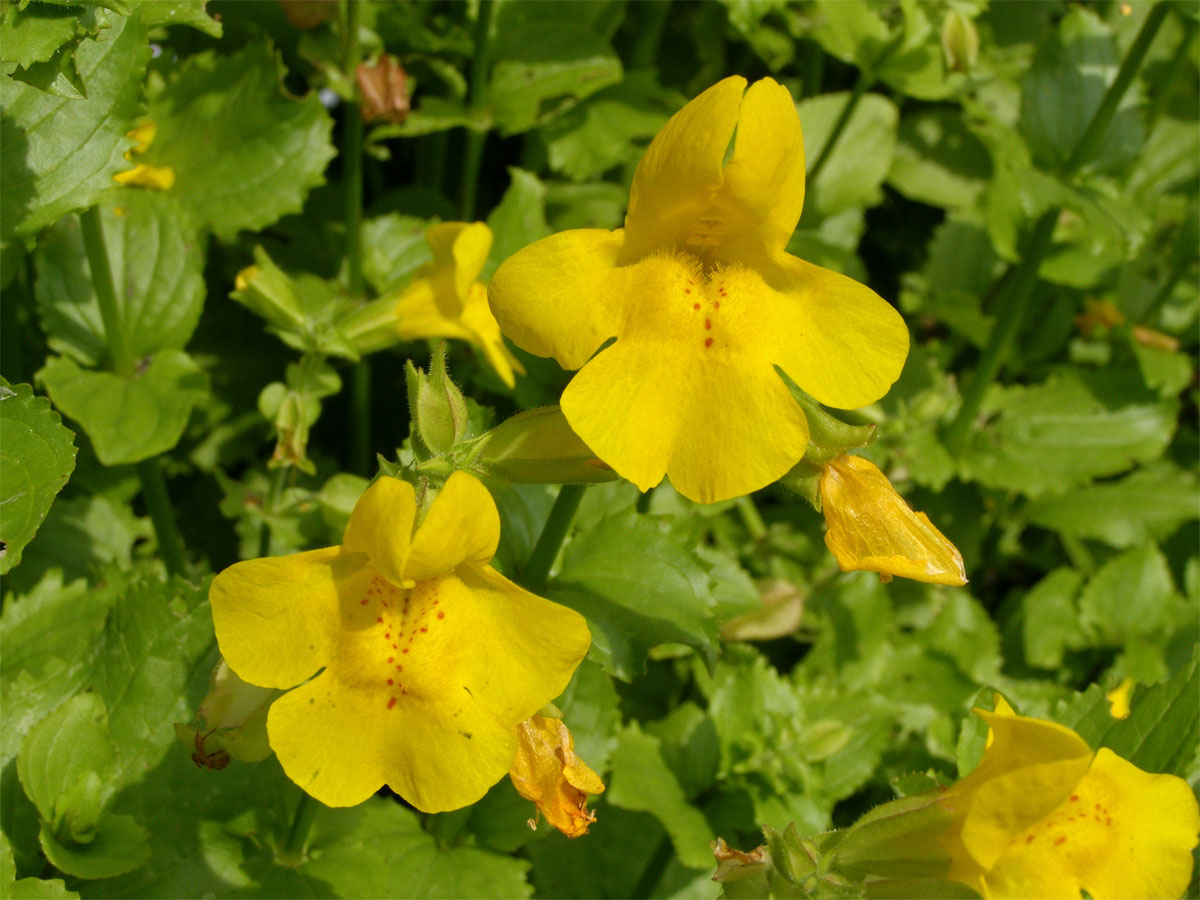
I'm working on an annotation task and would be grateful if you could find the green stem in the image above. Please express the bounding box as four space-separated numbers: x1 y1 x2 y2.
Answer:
1060 1 1170 179
805 66 871 188
635 487 654 514
1141 219 1197 324
800 39 825 98
630 0 671 70
137 457 186 577
736 495 768 541
943 210 1058 452
342 0 370 475
257 465 289 557
458 0 493 220
281 793 318 862
520 484 586 591
79 206 133 377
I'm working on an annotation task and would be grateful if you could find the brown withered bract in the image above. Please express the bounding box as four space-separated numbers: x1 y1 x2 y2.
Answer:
357 54 410 124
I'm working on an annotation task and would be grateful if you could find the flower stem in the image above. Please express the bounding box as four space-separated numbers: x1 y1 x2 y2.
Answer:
136 457 187 577
458 0 493 220
342 0 370 476
943 209 1058 453
736 495 768 541
1146 13 1196 131
521 484 586 591
1060 1 1170 179
805 67 871 189
630 0 671 70
281 792 318 863
79 206 133 377
257 465 290 557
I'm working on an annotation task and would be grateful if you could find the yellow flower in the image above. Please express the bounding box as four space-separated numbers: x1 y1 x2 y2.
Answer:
509 715 605 838
488 76 909 504
818 454 966 586
394 222 525 388
1106 678 1133 720
209 471 591 812
942 696 1200 899
113 122 175 191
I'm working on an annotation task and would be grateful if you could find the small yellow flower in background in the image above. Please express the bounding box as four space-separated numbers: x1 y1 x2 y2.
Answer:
394 222 524 387
1106 678 1134 719
489 76 909 504
941 695 1200 899
818 454 966 586
113 122 176 191
210 471 590 812
509 715 605 838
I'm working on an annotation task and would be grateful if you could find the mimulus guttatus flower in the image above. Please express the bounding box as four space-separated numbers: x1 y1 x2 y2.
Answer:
112 122 175 191
489 76 909 503
818 454 966 586
940 696 1199 899
509 715 605 838
395 222 524 387
209 471 590 812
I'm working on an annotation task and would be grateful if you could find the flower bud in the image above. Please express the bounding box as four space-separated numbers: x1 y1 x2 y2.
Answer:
941 9 979 74
231 247 306 333
175 658 278 767
478 406 618 484
406 344 469 457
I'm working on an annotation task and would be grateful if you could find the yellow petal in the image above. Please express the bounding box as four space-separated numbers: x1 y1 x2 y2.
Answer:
209 546 344 689
459 282 524 388
709 78 806 260
819 454 966 586
426 221 491 301
113 163 175 191
760 254 909 410
983 749 1200 900
1106 678 1133 720
267 666 516 810
488 229 629 370
623 76 746 261
510 716 605 838
342 476 417 587
126 121 156 154
405 471 500 582
394 279 475 342
945 703 1094 875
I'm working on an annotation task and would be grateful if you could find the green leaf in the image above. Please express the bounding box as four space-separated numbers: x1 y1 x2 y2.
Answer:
0 379 76 575
958 371 1177 496
1025 463 1200 548
2 830 79 899
798 92 898 219
0 11 148 244
0 3 111 69
136 0 222 37
887 108 992 210
1057 646 1199 780
1020 7 1144 173
35 192 205 368
608 724 715 870
1078 544 1178 645
548 511 718 680
38 813 150 880
555 658 621 775
537 72 682 181
361 213 433 295
38 350 209 465
1020 568 1085 669
17 693 117 839
140 43 336 239
485 167 551 277
489 7 623 135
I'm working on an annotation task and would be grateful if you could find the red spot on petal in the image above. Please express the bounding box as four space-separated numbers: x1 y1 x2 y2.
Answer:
387 697 396 710
1107 817 1112 826
402 648 409 654
714 301 721 308
684 288 691 294
705 338 713 348
360 599 368 605
388 657 394 663
437 611 445 619
1054 836 1066 846
377 617 383 623
1070 795 1079 803
704 319 711 329
387 679 393 685
1026 835 1035 844
1095 803 1101 810
392 644 398 649
693 303 700 310
397 665 403 671
420 626 428 633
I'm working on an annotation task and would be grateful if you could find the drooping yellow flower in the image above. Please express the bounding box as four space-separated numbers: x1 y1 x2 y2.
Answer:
209 471 590 812
818 453 966 586
394 222 524 388
941 696 1200 899
488 76 909 504
1106 678 1134 719
113 122 176 191
509 715 605 838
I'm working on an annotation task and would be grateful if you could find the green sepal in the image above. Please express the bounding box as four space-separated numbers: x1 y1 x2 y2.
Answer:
825 792 953 881
782 377 878 465
476 406 619 485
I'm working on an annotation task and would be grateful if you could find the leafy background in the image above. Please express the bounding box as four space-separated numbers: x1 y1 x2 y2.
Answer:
1 0 1197 897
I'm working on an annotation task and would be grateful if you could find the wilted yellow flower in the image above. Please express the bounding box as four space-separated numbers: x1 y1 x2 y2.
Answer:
489 76 908 504
113 122 175 191
509 715 605 838
394 222 524 387
942 696 1199 899
210 471 590 811
818 454 966 586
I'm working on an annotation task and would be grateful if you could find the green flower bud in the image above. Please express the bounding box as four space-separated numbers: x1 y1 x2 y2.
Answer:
406 344 469 457
941 9 979 74
231 247 306 333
